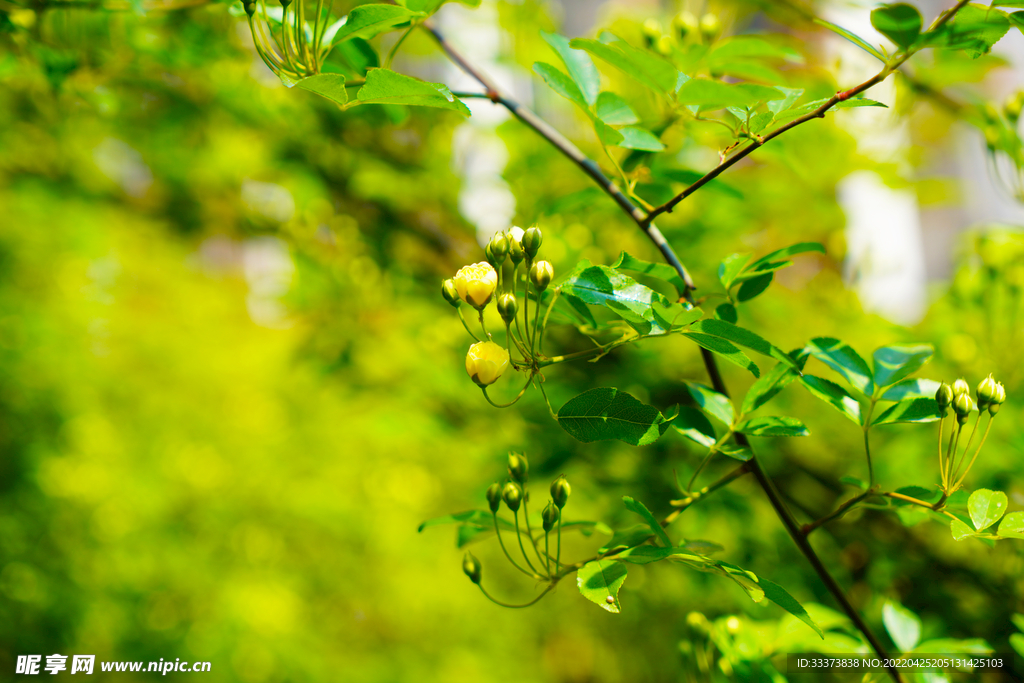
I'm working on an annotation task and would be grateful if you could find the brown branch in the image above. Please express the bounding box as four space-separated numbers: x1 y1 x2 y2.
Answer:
643 0 971 226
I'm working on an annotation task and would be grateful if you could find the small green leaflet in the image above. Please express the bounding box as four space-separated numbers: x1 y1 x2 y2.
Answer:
881 378 940 401
968 489 1008 531
800 375 862 424
533 62 588 110
872 344 933 388
617 126 665 151
676 79 784 109
737 273 773 302
719 253 752 289
805 337 874 396
685 383 734 426
333 4 424 43
357 69 470 114
814 17 886 62
871 4 923 49
542 31 600 107
623 496 672 547
951 518 975 541
295 73 348 106
872 397 941 425
672 406 717 448
715 561 823 637
595 92 639 125
557 388 671 446
559 264 696 336
735 416 809 437
742 362 798 414
684 332 760 376
569 36 679 93
610 251 688 297
882 600 922 652
999 511 1024 539
689 319 799 371
577 559 628 613
715 303 738 323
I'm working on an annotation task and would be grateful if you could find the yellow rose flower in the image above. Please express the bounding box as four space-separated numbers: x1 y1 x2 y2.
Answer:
465 341 510 386
454 262 497 309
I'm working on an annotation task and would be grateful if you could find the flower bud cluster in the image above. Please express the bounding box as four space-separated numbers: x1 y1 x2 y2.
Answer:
441 226 556 390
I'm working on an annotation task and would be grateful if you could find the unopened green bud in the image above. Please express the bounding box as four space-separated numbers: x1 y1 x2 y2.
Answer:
953 392 973 423
656 35 673 55
699 14 721 42
522 227 543 259
486 482 502 513
673 11 698 41
935 382 954 415
952 378 970 398
989 382 1006 415
485 237 507 268
442 278 461 308
502 481 522 512
1005 92 1024 122
529 260 554 292
977 374 999 409
507 227 525 264
243 0 256 16
279 0 291 7
497 292 518 324
550 475 570 509
686 611 710 637
542 502 558 531
462 552 482 584
642 19 661 49
507 452 528 483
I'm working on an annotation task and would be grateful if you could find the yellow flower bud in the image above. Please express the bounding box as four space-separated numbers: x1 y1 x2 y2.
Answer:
952 378 970 398
465 341 510 387
977 374 999 409
454 262 498 309
699 14 721 42
673 11 698 41
529 260 554 292
441 278 460 308
462 552 482 584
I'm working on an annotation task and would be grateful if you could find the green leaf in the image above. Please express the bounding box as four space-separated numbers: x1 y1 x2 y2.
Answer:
714 303 738 323
881 378 941 401
577 559 628 613
871 4 923 49
334 4 424 42
813 17 887 62
397 0 480 12
998 511 1024 539
719 445 753 461
834 97 888 109
968 489 1008 531
742 362 798 414
685 383 734 426
883 600 922 652
737 273 773 301
748 242 826 270
616 126 665 151
1010 633 1024 658
719 253 752 289
294 73 348 106
872 344 933 388
569 36 678 93
594 91 638 125
593 119 624 146
806 337 874 396
559 264 692 336
533 62 588 109
672 406 717 448
767 87 805 115
689 319 799 371
735 416 809 437
557 388 671 446
542 31 599 106
841 475 869 490
623 496 672 547
610 251 687 297
599 525 655 553
1012 11 1024 35
327 37 379 77
684 333 760 377
676 79 784 109
800 375 863 424
951 518 975 540
759 576 824 638
356 69 470 114
706 36 803 64
923 4 1010 58
872 397 941 425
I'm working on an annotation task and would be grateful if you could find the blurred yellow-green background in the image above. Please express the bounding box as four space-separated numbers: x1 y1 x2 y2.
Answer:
2 0 1024 680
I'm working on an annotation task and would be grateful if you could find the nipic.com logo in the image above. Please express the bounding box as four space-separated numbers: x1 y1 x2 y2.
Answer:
16 655 212 675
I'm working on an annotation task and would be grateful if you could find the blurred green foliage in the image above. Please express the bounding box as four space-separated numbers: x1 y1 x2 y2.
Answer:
1 0 1023 681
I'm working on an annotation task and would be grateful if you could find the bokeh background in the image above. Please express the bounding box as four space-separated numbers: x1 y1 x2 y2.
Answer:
1 0 1023 680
